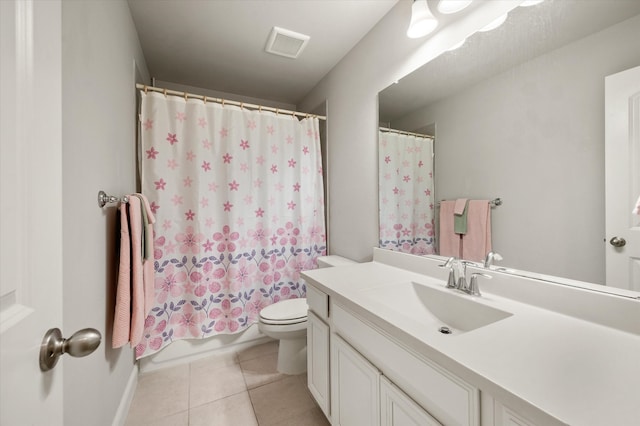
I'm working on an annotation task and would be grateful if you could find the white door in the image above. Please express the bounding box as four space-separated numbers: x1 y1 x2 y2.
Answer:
605 65 640 290
0 0 64 424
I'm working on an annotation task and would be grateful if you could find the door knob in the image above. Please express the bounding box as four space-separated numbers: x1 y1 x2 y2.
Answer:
39 327 101 371
609 236 626 247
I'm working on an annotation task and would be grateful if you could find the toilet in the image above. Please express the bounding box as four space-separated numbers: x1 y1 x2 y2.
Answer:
258 255 355 374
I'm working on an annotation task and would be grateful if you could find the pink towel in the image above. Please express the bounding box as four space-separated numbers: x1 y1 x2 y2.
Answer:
135 193 156 322
439 201 461 257
461 200 492 262
128 196 145 347
112 203 131 349
633 195 640 215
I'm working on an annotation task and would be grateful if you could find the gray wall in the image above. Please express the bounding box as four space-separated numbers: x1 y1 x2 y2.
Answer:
62 1 149 424
395 15 640 283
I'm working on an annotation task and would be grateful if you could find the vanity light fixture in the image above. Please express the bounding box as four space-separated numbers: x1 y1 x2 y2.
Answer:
478 13 508 32
520 0 544 6
437 0 473 15
407 0 438 39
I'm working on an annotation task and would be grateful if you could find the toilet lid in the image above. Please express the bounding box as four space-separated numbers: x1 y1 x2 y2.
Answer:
259 298 308 323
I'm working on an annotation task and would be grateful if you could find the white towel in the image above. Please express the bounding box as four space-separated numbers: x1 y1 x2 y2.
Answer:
633 195 640 215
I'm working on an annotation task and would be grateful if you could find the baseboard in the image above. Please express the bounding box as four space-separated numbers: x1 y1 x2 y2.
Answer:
111 364 139 426
138 323 271 373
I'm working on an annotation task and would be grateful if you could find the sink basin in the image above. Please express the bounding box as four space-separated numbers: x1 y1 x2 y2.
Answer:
361 281 512 334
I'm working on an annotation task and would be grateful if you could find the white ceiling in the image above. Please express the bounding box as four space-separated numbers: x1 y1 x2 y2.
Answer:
127 0 398 105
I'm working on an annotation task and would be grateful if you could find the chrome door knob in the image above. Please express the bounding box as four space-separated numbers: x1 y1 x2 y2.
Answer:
609 237 627 247
39 327 101 371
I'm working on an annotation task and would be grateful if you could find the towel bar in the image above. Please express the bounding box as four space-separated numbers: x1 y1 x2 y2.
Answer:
98 190 129 208
436 198 502 208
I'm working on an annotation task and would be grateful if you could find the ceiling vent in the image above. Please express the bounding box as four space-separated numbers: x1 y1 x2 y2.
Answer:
265 26 310 59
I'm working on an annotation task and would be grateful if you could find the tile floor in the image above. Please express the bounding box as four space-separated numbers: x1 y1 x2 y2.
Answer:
125 341 330 426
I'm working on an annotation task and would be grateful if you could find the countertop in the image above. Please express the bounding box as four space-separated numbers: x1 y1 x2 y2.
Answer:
301 252 640 426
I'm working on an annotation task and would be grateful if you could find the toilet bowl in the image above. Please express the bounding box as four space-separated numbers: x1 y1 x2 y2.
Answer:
258 298 308 375
257 255 356 374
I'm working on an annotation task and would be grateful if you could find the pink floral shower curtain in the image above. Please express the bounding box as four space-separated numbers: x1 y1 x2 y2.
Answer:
136 91 326 358
378 130 436 255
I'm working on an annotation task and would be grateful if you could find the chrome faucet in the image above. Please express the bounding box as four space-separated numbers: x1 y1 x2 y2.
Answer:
483 251 503 268
440 258 491 296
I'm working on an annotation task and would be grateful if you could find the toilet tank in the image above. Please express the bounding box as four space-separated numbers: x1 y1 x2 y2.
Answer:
316 255 356 268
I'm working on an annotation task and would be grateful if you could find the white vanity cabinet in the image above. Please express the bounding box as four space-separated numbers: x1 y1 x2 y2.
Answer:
306 282 478 426
307 311 330 418
331 302 479 426
381 376 442 426
331 333 381 426
306 285 331 419
481 396 539 426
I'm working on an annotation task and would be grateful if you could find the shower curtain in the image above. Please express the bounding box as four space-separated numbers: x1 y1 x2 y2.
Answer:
378 130 435 255
136 91 326 358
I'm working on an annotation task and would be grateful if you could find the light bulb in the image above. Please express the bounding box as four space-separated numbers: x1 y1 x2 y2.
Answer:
407 0 439 39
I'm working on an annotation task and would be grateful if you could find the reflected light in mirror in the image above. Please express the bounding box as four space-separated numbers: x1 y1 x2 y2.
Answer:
478 13 508 32
447 38 466 51
520 0 545 6
437 0 473 15
407 0 439 38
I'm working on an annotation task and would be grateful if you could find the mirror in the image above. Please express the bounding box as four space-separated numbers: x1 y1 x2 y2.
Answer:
378 0 640 289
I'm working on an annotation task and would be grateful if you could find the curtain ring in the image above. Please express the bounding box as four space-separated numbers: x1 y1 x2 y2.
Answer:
276 108 280 116
240 102 244 110
222 99 226 107
144 85 148 94
163 88 168 97
306 113 310 119
259 105 262 112
203 96 207 104
184 92 188 101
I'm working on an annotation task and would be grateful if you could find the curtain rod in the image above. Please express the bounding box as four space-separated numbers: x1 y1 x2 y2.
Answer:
379 127 434 139
135 84 326 121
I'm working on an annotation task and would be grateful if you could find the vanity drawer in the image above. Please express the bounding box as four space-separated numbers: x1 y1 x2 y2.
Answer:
332 302 479 426
307 284 329 320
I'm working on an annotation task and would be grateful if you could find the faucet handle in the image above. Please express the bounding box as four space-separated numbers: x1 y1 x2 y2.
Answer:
468 273 492 297
438 257 458 288
484 251 503 268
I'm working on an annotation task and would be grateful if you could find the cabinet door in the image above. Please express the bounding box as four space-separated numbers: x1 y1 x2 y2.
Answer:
494 403 538 426
380 377 442 426
307 311 330 419
331 333 381 426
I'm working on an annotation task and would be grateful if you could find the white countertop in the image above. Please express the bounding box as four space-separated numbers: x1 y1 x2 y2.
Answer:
302 253 640 426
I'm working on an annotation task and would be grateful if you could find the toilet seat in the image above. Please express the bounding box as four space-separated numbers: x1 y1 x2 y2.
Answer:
259 298 308 325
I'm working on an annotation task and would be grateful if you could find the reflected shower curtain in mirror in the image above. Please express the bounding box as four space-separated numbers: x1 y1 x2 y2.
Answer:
378 130 435 254
136 91 326 358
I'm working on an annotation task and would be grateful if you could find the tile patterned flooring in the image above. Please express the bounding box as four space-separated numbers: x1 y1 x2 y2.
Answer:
125 341 330 426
